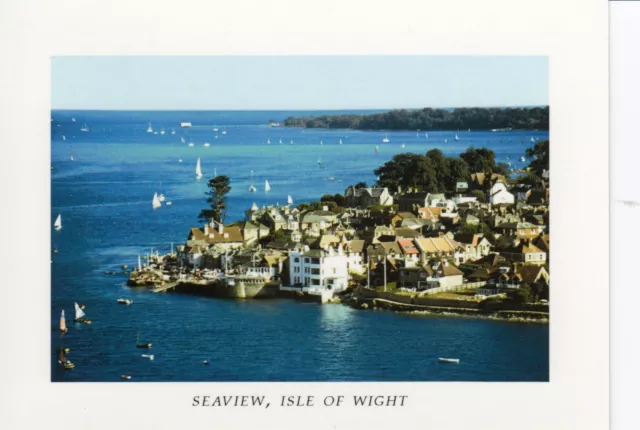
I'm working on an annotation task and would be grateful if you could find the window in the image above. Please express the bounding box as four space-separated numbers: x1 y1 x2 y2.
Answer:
312 279 320 286
294 258 300 263
311 258 320 264
304 267 310 274
305 258 310 263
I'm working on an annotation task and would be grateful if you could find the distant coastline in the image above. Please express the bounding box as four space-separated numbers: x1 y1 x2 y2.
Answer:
283 106 549 131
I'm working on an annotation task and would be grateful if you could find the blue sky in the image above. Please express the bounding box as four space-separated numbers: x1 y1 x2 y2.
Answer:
51 56 548 110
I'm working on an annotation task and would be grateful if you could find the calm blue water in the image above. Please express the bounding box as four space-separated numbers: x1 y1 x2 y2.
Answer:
51 110 549 382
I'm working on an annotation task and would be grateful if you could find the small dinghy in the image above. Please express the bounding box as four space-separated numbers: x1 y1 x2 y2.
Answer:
58 347 74 369
136 331 152 349
438 358 460 364
73 302 91 324
203 360 210 365
120 375 132 380
117 299 133 305
141 354 154 360
165 202 172 206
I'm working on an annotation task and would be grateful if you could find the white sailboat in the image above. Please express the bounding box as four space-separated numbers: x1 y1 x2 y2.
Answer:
171 128 176 135
287 195 293 206
520 156 526 162
455 134 460 141
279 138 283 144
71 117 76 122
152 193 162 209
62 135 66 141
317 155 322 165
213 128 218 132
402 143 406 148
290 140 294 145
80 123 90 132
444 139 448 143
180 136 186 144
425 133 429 138
320 140 323 145
382 133 389 143
339 139 343 145
195 158 203 179
266 138 271 145
265 180 271 192
54 214 62 231
248 170 257 192
188 142 195 147
146 123 153 133
75 303 85 319
160 129 166 135
203 142 211 147
70 154 75 161
221 130 227 135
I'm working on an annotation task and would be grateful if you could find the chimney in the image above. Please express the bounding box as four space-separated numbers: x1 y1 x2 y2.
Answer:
204 224 209 234
218 222 224 234
322 205 328 212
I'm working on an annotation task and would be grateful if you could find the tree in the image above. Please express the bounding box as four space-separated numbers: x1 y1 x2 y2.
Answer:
426 149 450 192
333 193 346 207
508 284 532 306
526 140 550 176
199 175 231 224
471 189 487 203
493 162 510 176
460 148 497 173
354 181 368 189
446 158 470 191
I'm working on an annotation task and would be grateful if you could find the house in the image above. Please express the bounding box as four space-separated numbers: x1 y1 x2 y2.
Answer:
417 207 445 221
397 193 446 211
397 238 421 267
496 222 543 240
498 264 550 289
527 189 549 206
398 266 433 290
500 241 547 265
470 172 507 190
533 234 550 255
300 210 338 232
512 184 533 203
390 212 418 227
187 223 244 250
454 233 493 262
286 248 349 293
426 259 464 289
414 236 465 265
238 221 270 246
489 182 515 205
344 186 394 208
345 239 366 273
319 234 340 249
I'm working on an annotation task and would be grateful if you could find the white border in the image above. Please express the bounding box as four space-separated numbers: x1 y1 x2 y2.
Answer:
611 2 640 429
0 1 608 429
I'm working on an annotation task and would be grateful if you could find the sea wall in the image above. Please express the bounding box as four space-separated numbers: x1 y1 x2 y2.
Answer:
350 287 549 321
174 280 279 299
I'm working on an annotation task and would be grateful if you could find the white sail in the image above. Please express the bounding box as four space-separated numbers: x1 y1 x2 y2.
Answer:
74 302 85 319
267 138 271 144
54 214 62 230
382 133 389 143
265 180 271 192
249 170 256 192
287 195 293 205
181 136 186 144
279 138 283 144
339 139 343 145
196 158 203 179
147 123 153 133
171 128 176 134
152 193 161 209
138 255 142 271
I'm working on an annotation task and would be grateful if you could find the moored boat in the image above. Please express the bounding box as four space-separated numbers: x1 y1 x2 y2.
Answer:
58 346 75 369
136 331 152 349
438 358 460 364
117 299 133 305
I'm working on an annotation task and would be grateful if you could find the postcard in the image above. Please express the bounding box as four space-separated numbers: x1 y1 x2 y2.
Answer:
0 1 609 429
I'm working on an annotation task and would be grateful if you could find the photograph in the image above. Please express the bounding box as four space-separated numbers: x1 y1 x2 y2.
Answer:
50 55 550 382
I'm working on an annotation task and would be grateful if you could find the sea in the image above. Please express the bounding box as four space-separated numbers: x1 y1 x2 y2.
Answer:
50 110 549 382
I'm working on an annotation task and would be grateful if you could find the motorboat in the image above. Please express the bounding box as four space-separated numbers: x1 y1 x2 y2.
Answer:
438 358 460 364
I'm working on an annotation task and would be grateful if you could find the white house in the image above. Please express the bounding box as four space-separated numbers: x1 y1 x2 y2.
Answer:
489 182 515 205
285 247 349 294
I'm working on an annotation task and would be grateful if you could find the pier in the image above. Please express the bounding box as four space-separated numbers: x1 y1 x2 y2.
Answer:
151 281 180 293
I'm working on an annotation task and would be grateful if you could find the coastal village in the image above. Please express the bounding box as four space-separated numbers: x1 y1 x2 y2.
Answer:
128 165 550 317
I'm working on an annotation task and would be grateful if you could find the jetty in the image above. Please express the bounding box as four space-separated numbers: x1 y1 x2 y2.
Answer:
151 281 179 293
